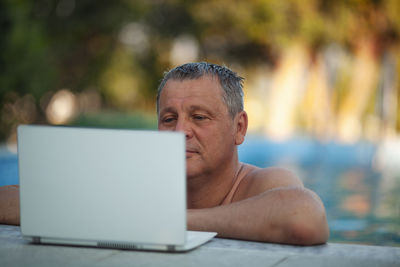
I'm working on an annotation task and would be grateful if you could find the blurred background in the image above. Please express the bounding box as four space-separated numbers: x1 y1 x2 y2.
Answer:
0 0 399 246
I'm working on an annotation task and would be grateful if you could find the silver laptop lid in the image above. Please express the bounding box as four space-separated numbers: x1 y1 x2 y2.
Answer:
18 125 186 246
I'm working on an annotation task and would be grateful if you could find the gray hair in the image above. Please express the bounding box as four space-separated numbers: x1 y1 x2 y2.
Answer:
156 62 244 118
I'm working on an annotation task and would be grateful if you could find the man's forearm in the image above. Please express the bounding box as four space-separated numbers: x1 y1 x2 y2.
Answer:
0 185 20 225
187 187 329 245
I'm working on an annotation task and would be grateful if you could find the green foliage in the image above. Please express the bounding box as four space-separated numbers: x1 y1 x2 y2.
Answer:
0 0 399 140
70 111 157 130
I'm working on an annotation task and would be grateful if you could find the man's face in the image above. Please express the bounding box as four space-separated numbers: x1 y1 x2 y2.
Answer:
158 75 239 178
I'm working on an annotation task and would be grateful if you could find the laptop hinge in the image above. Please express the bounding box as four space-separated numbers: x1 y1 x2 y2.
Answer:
32 237 41 244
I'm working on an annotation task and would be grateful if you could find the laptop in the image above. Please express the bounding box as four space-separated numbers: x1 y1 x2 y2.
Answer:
17 125 216 252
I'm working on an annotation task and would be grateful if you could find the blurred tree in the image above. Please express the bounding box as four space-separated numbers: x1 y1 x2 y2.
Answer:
0 0 399 142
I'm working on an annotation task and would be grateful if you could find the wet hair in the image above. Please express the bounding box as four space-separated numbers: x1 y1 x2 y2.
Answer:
156 62 244 118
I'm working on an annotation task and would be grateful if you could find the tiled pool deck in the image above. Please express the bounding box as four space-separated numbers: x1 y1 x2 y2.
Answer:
1 225 399 266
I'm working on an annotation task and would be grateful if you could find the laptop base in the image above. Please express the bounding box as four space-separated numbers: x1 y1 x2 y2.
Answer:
25 231 217 252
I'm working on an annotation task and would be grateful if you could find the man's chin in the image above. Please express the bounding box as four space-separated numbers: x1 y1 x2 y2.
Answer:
186 155 212 177
186 167 199 179
186 162 204 179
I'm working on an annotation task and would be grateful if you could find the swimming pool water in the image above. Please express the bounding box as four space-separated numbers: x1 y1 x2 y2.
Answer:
1 136 399 246
238 136 400 246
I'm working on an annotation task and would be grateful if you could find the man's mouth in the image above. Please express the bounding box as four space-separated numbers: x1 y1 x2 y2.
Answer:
185 149 199 158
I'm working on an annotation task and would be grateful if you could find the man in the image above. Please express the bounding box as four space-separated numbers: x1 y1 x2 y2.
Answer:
0 62 329 245
157 62 328 245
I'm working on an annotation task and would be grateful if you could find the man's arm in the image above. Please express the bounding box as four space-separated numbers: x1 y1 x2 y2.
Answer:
0 185 20 225
187 168 329 245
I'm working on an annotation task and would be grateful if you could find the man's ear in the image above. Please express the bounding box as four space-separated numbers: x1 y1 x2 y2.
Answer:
234 111 248 145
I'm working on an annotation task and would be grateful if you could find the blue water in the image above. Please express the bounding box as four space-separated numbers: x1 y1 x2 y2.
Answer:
0 153 18 187
238 136 400 246
1 136 399 246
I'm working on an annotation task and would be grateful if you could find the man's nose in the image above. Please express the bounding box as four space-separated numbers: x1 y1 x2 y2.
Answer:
175 118 193 139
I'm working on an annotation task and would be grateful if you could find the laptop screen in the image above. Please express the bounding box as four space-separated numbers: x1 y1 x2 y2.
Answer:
18 125 186 246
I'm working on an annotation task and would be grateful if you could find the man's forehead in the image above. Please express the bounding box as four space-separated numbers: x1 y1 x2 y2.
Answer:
158 76 228 114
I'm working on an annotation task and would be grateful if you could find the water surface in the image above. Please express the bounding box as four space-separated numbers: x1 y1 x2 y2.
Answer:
1 136 399 246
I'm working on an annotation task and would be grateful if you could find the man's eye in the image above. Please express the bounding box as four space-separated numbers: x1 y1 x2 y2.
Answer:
193 115 207 120
163 117 176 123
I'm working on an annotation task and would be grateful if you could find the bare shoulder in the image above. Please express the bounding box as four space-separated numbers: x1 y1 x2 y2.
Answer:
233 164 304 202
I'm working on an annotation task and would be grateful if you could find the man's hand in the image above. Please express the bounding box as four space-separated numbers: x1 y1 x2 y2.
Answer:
187 168 329 245
0 185 20 225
